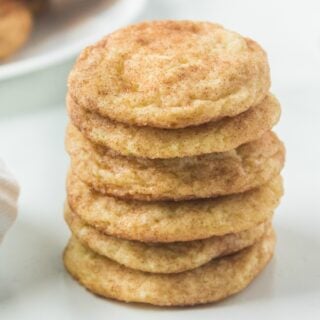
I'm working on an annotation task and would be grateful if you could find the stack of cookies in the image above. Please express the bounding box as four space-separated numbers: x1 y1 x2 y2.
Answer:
64 21 285 306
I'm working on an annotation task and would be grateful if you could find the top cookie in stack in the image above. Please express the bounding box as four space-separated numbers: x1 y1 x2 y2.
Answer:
64 21 285 306
69 21 270 129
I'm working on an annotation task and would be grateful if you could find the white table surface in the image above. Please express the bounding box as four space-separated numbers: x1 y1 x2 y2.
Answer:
1 0 320 319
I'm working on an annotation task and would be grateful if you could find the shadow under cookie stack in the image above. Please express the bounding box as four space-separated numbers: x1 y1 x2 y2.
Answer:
64 21 285 306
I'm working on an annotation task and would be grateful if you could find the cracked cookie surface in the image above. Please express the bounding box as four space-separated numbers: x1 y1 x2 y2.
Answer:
68 20 270 129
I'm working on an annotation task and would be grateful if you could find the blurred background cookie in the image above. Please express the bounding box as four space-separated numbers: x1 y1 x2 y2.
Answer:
0 0 33 60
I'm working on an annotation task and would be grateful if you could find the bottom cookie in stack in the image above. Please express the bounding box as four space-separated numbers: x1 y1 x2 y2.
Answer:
64 228 275 306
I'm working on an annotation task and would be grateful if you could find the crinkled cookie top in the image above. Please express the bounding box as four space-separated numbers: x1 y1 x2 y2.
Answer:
68 20 270 128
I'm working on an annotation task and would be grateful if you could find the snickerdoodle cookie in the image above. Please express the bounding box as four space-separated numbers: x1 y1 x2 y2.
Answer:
67 174 283 242
68 20 270 129
66 124 284 200
68 93 280 159
65 205 270 274
64 229 275 306
0 0 32 60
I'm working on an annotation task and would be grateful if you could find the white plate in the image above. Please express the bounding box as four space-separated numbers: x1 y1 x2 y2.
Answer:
0 0 146 80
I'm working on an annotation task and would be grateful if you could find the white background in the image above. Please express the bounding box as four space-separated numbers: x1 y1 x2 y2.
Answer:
1 0 320 319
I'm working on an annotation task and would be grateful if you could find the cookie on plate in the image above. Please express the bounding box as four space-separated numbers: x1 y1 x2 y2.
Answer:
0 0 33 60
